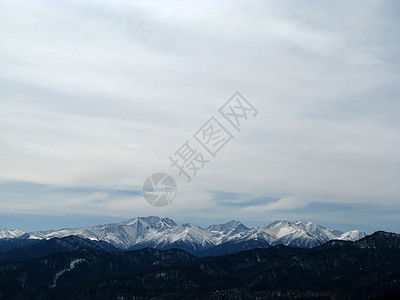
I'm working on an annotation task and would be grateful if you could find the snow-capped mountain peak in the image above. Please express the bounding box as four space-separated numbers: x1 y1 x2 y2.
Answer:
263 220 301 238
207 220 248 233
339 230 367 241
122 216 177 228
0 229 25 239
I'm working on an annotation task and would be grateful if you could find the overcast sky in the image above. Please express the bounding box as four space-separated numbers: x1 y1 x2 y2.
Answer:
1 0 399 232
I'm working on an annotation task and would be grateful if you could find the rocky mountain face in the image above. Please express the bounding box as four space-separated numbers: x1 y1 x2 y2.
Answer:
0 217 367 256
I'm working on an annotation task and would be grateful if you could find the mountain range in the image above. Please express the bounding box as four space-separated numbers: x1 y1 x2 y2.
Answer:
0 231 399 299
0 216 367 256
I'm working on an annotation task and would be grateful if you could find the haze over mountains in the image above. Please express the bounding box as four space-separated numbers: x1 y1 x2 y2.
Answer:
0 216 367 256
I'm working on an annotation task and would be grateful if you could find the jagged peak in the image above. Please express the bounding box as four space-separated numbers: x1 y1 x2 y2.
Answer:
271 220 291 225
207 220 248 232
123 216 177 227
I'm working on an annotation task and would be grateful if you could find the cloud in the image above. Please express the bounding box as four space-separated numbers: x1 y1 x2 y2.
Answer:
0 0 399 231
245 197 311 211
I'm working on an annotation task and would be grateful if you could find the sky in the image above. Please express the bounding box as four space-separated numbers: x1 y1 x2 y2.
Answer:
1 0 399 233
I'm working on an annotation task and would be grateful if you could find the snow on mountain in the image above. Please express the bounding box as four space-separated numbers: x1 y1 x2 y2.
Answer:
207 220 250 243
0 217 368 253
231 220 349 248
0 229 25 239
339 230 367 241
294 221 343 240
130 223 217 252
273 230 323 248
207 220 249 234
263 220 300 238
234 227 277 244
23 217 178 249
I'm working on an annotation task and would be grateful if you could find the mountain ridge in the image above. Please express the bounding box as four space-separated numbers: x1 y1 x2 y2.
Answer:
0 216 368 255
